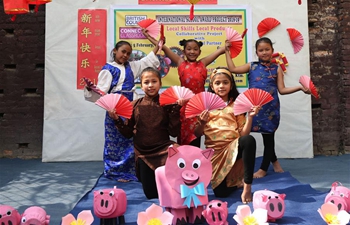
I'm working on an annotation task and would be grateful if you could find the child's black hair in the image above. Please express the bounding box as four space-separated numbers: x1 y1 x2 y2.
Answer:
110 40 132 61
207 66 240 101
140 67 162 82
179 39 203 49
255 37 273 50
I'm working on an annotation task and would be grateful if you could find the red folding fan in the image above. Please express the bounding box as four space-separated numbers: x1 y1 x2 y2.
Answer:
137 18 160 39
225 27 243 58
185 92 227 118
95 93 133 119
299 75 319 99
187 0 201 20
83 77 105 96
158 24 165 54
241 28 248 38
233 88 274 115
159 86 195 106
257 17 280 37
287 28 304 54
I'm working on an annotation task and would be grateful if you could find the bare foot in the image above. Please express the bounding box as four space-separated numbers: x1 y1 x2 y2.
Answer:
272 161 284 173
253 169 267 178
117 179 131 183
241 183 252 204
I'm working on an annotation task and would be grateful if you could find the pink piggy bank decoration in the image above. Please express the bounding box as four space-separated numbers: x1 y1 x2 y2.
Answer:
93 186 127 224
253 189 286 222
0 205 21 225
155 145 214 225
324 181 350 212
202 200 228 225
21 206 50 225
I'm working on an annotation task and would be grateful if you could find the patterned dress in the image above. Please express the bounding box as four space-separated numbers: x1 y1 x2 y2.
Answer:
248 61 280 133
177 60 207 145
86 52 159 181
202 102 246 189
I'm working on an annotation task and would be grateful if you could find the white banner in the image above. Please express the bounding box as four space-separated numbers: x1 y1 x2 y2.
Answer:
44 0 312 161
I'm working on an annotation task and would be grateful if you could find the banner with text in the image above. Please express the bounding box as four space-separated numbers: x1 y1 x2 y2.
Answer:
112 6 251 88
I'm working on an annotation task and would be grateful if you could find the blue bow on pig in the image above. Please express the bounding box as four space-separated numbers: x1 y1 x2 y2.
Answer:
180 182 205 208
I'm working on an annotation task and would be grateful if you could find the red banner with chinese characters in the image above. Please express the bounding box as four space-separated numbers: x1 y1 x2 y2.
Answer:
139 0 217 4
77 9 107 89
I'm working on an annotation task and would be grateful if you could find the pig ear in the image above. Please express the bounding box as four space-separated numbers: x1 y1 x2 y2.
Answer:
279 193 286 200
168 144 179 158
202 148 214 159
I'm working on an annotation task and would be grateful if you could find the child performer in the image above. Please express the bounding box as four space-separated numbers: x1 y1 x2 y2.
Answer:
109 67 185 199
225 37 310 178
143 29 226 147
84 40 160 182
194 66 259 204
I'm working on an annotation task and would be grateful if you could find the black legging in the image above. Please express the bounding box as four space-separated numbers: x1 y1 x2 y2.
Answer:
260 133 277 172
137 158 158 199
189 136 201 148
213 135 256 197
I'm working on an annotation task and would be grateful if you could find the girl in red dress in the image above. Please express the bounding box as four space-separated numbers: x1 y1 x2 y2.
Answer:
144 30 226 147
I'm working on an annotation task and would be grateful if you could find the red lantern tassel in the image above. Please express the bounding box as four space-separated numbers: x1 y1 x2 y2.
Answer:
189 4 194 20
11 15 17 21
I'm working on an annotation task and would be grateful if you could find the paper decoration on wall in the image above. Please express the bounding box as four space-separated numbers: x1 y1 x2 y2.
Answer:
187 0 201 20
3 0 29 21
137 18 160 39
159 86 195 106
271 58 287 73
299 75 320 99
95 93 133 118
233 88 274 115
225 27 243 58
83 77 105 96
185 92 226 118
286 28 304 54
298 0 302 5
257 17 280 37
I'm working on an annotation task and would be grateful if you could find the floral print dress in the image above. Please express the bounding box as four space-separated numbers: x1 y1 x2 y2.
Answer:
177 60 207 145
248 61 280 133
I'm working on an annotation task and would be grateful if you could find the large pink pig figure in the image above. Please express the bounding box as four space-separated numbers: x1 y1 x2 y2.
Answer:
324 181 350 212
20 206 50 225
93 186 127 224
0 205 21 225
202 200 228 225
253 189 286 222
155 145 214 225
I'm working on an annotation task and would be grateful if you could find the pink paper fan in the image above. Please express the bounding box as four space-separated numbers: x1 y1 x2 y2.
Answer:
83 77 105 96
95 93 133 118
233 88 274 115
137 18 160 39
159 86 195 106
257 17 280 37
185 92 226 118
287 28 304 54
225 27 243 58
299 75 319 99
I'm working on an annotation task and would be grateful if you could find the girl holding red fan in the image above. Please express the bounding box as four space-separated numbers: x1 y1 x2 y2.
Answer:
143 29 226 148
84 40 161 182
109 67 184 199
194 67 259 204
225 37 310 178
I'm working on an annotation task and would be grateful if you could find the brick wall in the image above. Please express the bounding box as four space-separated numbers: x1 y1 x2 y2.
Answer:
0 1 349 158
0 2 45 158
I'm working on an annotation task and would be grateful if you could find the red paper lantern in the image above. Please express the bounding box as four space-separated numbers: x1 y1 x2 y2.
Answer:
3 0 29 21
27 0 52 12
